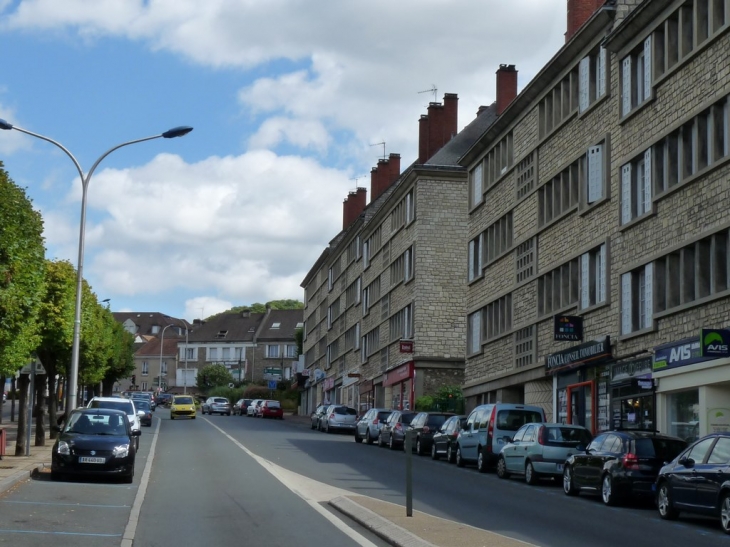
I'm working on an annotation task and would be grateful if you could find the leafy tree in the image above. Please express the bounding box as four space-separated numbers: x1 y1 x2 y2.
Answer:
197 363 234 388
101 319 135 396
208 299 304 319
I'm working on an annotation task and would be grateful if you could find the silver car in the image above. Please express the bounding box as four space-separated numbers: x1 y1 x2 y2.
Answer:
321 405 358 433
496 422 593 485
202 397 231 416
355 408 392 444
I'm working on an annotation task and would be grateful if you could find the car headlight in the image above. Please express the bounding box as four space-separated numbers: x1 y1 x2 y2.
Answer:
57 441 70 456
112 444 130 458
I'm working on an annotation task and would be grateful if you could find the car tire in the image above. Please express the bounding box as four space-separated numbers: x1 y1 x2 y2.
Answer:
563 466 578 496
389 435 396 450
456 446 465 468
525 461 539 485
51 471 63 482
192 416 196 419
366 431 374 445
123 471 134 484
171 415 175 420
477 448 488 473
447 444 455 464
657 482 679 520
354 431 362 443
227 412 231 416
431 444 439 460
311 421 316 430
601 473 620 506
378 433 385 447
720 491 730 534
416 438 423 456
496 456 510 479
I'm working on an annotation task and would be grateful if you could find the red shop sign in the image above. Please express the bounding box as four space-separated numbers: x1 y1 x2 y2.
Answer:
399 340 414 353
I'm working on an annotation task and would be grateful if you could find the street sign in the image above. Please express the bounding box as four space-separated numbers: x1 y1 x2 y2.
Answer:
20 360 46 375
268 380 277 390
264 367 282 376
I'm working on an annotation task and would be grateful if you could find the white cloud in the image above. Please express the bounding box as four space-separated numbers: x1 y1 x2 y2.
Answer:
248 116 330 152
184 296 233 323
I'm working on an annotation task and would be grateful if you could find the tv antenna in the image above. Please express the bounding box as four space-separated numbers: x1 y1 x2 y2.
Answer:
350 175 367 189
418 85 438 103
370 141 386 159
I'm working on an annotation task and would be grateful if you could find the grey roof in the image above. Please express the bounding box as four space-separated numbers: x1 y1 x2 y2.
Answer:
112 312 189 337
256 309 304 341
425 104 499 166
186 309 303 343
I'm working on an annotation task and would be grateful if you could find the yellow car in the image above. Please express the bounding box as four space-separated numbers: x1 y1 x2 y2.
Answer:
170 395 197 420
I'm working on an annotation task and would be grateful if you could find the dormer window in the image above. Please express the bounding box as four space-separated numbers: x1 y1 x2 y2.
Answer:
215 330 228 339
151 325 160 334
248 327 255 333
271 322 281 329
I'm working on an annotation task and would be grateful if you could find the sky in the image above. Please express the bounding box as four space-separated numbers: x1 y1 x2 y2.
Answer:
0 0 567 322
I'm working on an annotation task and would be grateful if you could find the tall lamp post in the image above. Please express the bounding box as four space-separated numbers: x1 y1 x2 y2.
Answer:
0 119 193 412
159 324 176 394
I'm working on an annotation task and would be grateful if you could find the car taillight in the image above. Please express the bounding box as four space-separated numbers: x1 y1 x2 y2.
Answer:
537 426 545 445
423 426 430 434
395 423 402 430
372 418 379 425
623 453 640 470
486 407 496 453
329 413 335 419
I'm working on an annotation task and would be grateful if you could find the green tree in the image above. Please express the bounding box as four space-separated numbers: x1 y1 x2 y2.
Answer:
197 363 234 389
101 319 135 396
209 300 304 319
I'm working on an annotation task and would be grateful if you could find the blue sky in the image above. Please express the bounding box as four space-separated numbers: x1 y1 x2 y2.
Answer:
0 0 566 322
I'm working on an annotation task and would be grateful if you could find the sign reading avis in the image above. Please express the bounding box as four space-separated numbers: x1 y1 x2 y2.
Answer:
700 328 730 357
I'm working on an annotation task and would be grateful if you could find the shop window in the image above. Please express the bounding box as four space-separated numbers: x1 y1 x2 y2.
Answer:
667 389 700 442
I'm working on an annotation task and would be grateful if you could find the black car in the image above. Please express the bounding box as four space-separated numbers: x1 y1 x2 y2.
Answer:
431 415 467 462
233 399 252 416
656 432 730 533
156 393 173 407
135 400 153 427
406 412 455 456
310 404 329 430
51 408 141 483
378 411 417 450
563 429 687 505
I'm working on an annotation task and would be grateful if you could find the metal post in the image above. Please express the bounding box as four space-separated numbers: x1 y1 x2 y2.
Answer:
405 429 413 517
159 324 174 394
26 365 35 457
183 327 188 394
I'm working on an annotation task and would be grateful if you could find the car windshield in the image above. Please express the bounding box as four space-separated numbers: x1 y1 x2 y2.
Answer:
400 413 416 424
334 407 357 415
66 413 127 435
175 397 194 404
89 400 133 414
496 410 543 431
635 437 687 460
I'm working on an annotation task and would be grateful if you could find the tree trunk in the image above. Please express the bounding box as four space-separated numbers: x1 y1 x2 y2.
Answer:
10 376 16 421
34 374 46 446
14 375 29 456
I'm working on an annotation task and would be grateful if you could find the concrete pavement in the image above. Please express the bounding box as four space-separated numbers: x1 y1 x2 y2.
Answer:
0 410 532 547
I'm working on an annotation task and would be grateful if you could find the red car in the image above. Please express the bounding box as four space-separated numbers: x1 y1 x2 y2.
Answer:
260 400 284 419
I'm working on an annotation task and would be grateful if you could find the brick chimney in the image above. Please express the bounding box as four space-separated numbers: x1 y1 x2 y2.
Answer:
418 115 429 163
370 154 402 202
418 93 459 163
342 187 367 229
566 0 604 43
496 64 518 115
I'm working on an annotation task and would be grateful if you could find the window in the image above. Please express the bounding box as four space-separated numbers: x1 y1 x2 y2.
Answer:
363 227 382 270
469 161 484 208
538 157 581 226
347 237 359 263
328 267 333 291
380 295 390 321
142 362 149 376
514 325 535 368
361 328 380 362
183 347 196 360
390 247 414 285
215 330 228 339
266 345 280 358
326 340 339 369
468 233 484 282
539 67 579 138
515 151 536 199
151 325 160 334
586 143 605 203
621 149 652 224
621 263 653 334
538 257 580 316
391 189 415 230
346 277 361 308
484 212 513 263
405 247 413 282
482 294 513 341
285 345 297 358
621 36 652 116
406 189 415 223
208 348 218 360
579 46 607 112
345 323 360 351
515 238 535 283
707 437 730 464
141 381 148 391
389 304 413 340
362 277 381 316
580 244 607 309
271 322 280 329
161 362 168 376
467 310 481 354
484 132 514 187
221 347 230 359
327 298 340 329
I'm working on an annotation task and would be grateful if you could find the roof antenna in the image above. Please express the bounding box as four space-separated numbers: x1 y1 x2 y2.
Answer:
418 85 438 103
370 141 386 160
350 175 367 189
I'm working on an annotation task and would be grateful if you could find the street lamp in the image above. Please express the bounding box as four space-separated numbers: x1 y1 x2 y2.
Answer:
159 324 176 394
0 119 193 411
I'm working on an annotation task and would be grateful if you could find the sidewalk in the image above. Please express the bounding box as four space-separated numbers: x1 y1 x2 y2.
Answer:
0 411 533 547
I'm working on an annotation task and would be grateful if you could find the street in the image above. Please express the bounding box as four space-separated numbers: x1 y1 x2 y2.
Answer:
0 408 728 546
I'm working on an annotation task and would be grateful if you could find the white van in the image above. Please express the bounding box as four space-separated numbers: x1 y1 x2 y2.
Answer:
455 403 545 472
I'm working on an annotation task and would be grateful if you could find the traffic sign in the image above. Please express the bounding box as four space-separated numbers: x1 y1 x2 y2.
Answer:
268 380 277 390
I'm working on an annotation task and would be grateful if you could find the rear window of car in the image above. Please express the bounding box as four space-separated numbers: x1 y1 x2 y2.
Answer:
496 410 544 431
427 415 450 428
174 396 194 404
334 407 357 415
266 401 281 408
400 413 417 424
544 426 592 446
635 437 687 460
89 400 133 414
213 398 229 403
377 411 392 421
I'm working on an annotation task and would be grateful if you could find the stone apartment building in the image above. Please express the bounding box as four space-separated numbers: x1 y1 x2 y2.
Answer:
301 92 502 414
463 0 730 441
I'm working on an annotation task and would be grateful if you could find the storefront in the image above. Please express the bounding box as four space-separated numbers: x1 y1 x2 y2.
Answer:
383 361 414 411
323 377 336 404
653 331 730 443
610 357 655 431
358 379 374 413
546 336 612 435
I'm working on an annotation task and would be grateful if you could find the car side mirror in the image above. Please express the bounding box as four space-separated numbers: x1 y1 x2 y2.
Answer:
132 429 142 437
576 444 586 452
137 410 145 417
678 457 694 468
51 425 62 433
503 436 513 443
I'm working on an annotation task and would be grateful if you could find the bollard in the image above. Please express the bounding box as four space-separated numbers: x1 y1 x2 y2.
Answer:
0 426 5 458
405 429 413 517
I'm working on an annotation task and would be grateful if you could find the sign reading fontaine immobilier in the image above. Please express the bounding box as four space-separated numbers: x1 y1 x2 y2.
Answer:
545 336 612 375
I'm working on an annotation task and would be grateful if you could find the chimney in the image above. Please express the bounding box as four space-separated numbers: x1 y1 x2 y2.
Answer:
566 0 604 43
496 65 518 115
370 154 401 202
418 115 429 163
443 93 458 139
343 187 367 229
418 93 459 163
387 153 401 186
476 105 489 117
427 102 445 163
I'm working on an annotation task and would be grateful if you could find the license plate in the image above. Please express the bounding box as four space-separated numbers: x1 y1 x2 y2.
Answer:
556 464 564 473
78 456 106 464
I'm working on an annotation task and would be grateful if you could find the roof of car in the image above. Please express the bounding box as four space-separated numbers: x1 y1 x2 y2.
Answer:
74 408 128 416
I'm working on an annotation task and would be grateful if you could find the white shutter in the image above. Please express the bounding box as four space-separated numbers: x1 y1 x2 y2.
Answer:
468 240 475 281
621 273 633 334
579 56 590 112
643 263 653 329
622 56 632 115
598 244 606 303
587 144 603 203
478 234 483 272
643 148 652 214
581 253 590 309
621 163 632 224
643 36 652 101
597 47 607 97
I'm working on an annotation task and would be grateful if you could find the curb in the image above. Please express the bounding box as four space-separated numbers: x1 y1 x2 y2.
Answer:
329 496 438 547
0 464 45 496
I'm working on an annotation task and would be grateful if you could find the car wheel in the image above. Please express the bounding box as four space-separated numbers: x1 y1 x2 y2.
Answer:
477 448 488 473
192 415 196 419
123 471 134 484
657 482 679 520
378 433 385 447
720 491 730 534
416 438 423 456
366 431 374 445
354 431 362 443
525 461 539 485
431 443 439 460
456 446 465 467
447 444 455 464
563 466 578 496
171 415 175 420
496 456 510 479
601 473 620 506
389 435 397 450
51 471 63 482
227 412 231 416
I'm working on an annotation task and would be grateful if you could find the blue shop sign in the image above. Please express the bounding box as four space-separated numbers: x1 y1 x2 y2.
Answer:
653 337 714 371
700 328 730 357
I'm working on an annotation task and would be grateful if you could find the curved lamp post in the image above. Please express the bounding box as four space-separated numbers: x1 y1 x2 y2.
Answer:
0 119 192 411
159 324 177 393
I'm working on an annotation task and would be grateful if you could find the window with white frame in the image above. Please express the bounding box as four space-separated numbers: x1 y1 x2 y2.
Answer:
142 362 149 376
538 158 581 227
161 362 168 376
405 189 415 223
405 246 413 282
184 347 196 360
586 143 605 204
141 381 148 391
579 46 607 113
221 347 230 360
389 303 413 340
580 244 607 309
362 277 380 316
468 233 484 282
621 36 652 117
286 345 297 358
621 263 653 335
389 248 413 285
363 239 371 269
469 161 484 208
345 277 361 308
621 149 652 224
208 348 218 360
538 257 580 316
467 310 481 354
266 345 280 358
361 328 380 362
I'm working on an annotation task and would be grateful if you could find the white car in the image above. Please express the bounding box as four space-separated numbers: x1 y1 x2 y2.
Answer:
247 399 263 417
87 397 142 448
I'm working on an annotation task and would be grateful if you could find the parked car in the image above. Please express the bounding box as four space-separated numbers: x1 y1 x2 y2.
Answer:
170 395 197 420
563 429 687 505
321 405 358 433
455 403 546 472
431 415 467 462
656 432 730 533
310 404 329 429
406 412 455 455
135 400 153 427
355 408 392 444
87 396 142 450
248 399 264 417
131 392 155 411
260 400 284 419
51 408 141 483
202 397 231 416
156 393 173 407
496 423 593 484
233 399 252 416
378 411 417 450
